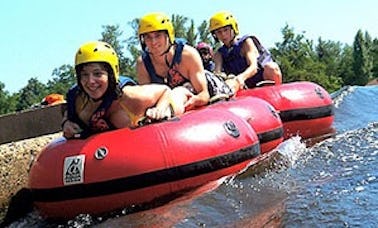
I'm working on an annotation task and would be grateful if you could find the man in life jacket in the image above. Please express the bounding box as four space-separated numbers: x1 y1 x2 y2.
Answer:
196 42 215 72
136 13 234 108
136 12 212 111
209 11 282 93
62 41 182 139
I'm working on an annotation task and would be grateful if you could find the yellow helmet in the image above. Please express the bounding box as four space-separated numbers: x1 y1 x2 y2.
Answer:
209 11 239 35
138 12 175 45
75 41 119 81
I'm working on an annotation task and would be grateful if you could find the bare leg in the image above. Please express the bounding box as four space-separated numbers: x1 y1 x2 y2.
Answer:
263 62 282 85
170 87 191 115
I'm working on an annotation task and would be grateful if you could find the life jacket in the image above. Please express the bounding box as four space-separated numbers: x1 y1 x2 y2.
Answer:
142 38 190 88
66 76 136 138
142 39 233 100
218 35 273 75
204 60 215 72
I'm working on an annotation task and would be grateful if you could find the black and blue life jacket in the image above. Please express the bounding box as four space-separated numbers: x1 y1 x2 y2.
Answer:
218 35 273 75
142 38 188 88
66 76 136 138
204 60 215 72
142 38 233 99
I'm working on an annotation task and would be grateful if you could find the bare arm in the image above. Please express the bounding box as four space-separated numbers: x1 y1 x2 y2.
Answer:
136 56 151 84
236 38 259 82
213 51 223 74
181 45 210 109
61 110 83 139
125 83 186 118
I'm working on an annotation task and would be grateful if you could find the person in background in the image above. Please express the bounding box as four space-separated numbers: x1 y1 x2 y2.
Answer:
209 11 282 93
61 41 182 139
196 42 215 72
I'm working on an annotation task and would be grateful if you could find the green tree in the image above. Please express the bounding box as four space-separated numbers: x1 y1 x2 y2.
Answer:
0 82 13 115
196 20 218 50
271 25 342 91
316 38 343 77
185 19 197 46
364 31 374 82
336 45 353 86
314 38 344 88
370 38 378 79
172 14 189 41
46 64 76 96
271 25 315 82
126 18 140 47
0 81 19 115
197 20 213 45
100 25 124 57
16 77 47 111
6 93 19 114
347 30 373 85
100 25 135 78
123 19 142 79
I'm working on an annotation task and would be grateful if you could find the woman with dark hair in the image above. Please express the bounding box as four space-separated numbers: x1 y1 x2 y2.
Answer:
61 41 183 139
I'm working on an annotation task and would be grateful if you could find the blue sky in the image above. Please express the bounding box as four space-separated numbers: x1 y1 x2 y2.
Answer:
1 0 377 93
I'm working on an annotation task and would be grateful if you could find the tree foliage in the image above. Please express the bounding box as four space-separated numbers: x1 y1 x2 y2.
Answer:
0 14 377 115
0 82 16 115
100 25 137 79
347 30 374 85
372 38 378 78
46 64 76 95
197 20 213 45
16 77 47 111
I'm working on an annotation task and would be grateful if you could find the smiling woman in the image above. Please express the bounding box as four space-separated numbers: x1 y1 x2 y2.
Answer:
61 41 184 139
77 63 110 101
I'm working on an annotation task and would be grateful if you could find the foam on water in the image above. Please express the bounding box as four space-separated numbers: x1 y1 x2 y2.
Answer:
275 136 307 167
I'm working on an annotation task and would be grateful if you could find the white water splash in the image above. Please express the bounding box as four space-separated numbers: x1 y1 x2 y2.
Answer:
331 85 355 108
275 136 307 167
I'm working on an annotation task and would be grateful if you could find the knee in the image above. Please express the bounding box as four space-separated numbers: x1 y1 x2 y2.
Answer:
264 62 282 83
265 62 281 76
170 87 190 114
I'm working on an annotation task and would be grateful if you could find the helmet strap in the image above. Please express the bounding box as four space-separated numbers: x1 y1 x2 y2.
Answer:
212 33 219 43
90 96 103 102
224 29 236 47
231 28 236 41
160 42 172 56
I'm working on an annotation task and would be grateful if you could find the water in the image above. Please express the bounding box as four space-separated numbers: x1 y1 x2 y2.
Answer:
7 85 378 227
